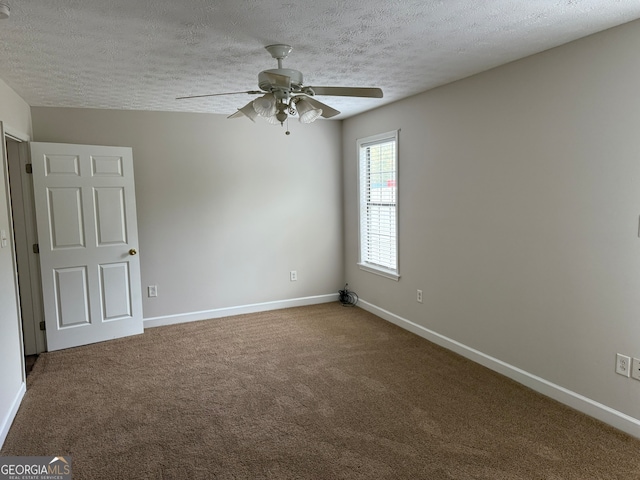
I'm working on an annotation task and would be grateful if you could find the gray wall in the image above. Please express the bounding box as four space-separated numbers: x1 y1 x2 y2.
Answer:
343 19 640 421
0 78 31 445
31 108 344 319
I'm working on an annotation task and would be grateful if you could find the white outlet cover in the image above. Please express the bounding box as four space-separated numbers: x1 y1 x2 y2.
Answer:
616 353 631 377
632 358 640 381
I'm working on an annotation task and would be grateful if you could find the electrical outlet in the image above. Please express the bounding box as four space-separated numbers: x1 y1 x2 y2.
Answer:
632 358 640 381
616 353 631 377
148 285 158 297
290 270 297 282
417 289 423 303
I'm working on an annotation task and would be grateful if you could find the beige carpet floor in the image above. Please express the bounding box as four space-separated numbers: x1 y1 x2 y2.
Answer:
2 303 640 479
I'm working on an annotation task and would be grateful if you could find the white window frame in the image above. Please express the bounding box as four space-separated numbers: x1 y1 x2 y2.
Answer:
357 130 400 281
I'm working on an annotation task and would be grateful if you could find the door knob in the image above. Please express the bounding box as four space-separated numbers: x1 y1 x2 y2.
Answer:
129 248 137 256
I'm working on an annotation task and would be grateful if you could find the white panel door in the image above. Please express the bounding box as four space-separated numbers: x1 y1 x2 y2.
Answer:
30 142 143 351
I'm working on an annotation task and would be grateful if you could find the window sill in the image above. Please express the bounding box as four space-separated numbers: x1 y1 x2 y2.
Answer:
358 263 400 281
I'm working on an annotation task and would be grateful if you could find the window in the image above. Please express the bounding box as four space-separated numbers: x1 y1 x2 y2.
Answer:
357 130 399 280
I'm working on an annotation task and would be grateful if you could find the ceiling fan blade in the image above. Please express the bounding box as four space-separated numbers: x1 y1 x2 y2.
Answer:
301 96 340 119
263 72 291 89
307 86 383 98
227 101 259 122
176 90 262 100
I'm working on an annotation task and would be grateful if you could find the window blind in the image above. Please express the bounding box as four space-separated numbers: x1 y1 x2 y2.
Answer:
358 132 398 275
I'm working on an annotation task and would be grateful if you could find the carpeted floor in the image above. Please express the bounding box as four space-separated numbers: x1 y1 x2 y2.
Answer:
2 303 640 479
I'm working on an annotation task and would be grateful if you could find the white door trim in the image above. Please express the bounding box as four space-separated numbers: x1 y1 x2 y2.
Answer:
4 125 30 143
6 137 46 354
1 121 27 372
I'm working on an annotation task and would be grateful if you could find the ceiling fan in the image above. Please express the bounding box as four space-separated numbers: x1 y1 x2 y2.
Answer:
177 44 383 130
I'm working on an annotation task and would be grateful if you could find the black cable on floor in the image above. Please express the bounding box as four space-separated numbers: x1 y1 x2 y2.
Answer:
338 284 358 307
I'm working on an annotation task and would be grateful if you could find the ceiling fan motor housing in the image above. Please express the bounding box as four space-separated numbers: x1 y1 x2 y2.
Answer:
259 69 304 93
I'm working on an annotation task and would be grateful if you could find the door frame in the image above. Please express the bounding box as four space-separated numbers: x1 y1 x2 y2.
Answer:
4 126 46 354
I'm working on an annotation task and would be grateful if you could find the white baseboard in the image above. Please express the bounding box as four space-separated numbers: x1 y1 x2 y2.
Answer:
358 299 640 439
144 293 339 329
0 381 26 449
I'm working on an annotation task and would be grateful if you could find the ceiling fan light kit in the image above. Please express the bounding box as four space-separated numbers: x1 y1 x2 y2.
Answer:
265 113 284 125
178 44 383 134
296 98 323 124
252 93 277 117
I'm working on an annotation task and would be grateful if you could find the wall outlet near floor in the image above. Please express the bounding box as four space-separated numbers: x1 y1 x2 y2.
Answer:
616 353 631 377
148 285 158 297
290 270 297 282
417 289 423 303
632 358 640 381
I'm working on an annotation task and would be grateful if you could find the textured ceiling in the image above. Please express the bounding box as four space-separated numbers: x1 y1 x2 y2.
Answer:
0 1 639 119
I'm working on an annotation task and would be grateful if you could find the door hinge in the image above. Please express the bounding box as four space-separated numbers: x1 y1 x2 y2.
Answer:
32 243 39 254
25 163 33 174
39 321 46 331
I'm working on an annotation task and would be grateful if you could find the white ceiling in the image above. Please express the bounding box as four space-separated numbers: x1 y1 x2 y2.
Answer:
0 1 639 119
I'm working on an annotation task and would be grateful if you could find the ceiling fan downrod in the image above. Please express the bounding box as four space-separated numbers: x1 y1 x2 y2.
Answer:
265 44 293 67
